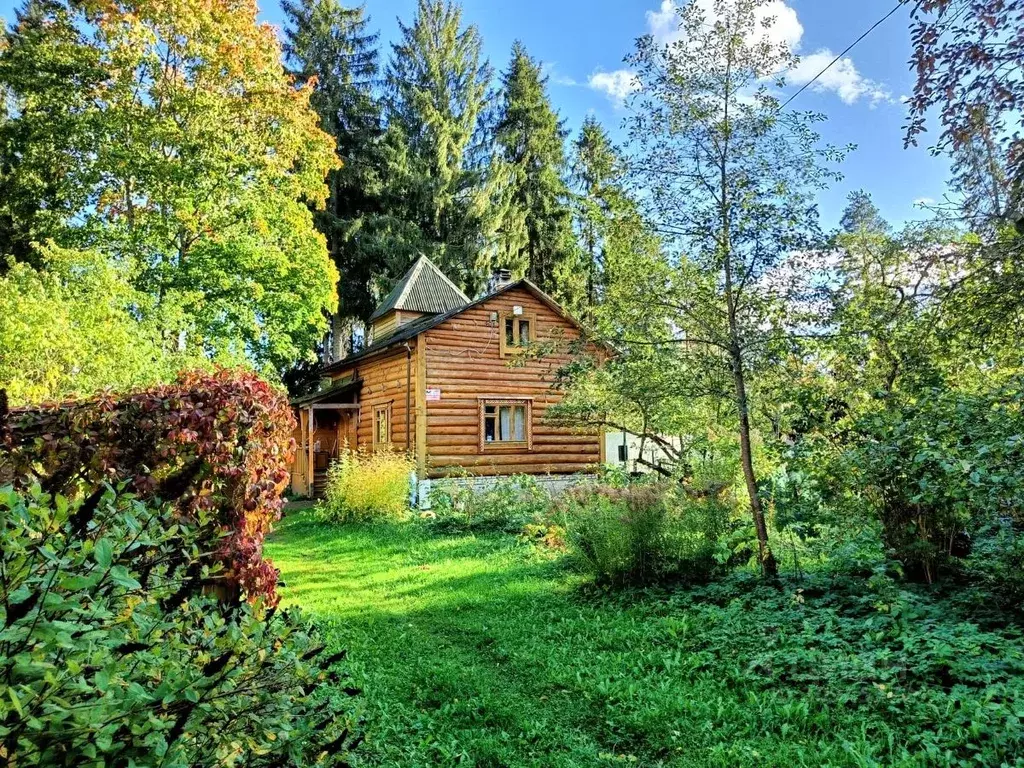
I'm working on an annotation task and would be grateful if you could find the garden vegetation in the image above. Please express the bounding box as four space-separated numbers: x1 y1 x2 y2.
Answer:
318 447 415 523
1 0 1023 764
0 371 360 766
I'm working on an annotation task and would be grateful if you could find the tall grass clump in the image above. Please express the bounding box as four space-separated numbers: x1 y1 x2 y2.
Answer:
559 484 729 586
319 447 414 523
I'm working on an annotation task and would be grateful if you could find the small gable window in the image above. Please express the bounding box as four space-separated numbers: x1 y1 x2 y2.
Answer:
479 397 532 451
499 311 536 357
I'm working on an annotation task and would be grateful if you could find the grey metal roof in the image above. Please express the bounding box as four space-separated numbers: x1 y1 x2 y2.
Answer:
368 254 471 322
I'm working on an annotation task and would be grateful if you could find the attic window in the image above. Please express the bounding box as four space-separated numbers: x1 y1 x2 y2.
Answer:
479 397 533 451
499 312 536 357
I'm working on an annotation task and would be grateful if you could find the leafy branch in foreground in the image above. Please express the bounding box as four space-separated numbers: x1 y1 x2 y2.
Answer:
0 483 360 767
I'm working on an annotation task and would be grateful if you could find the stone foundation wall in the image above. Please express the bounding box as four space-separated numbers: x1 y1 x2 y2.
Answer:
414 473 598 509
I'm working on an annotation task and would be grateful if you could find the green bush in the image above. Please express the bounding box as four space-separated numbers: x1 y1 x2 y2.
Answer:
963 520 1024 608
801 382 1024 583
319 447 414 523
559 484 728 586
0 483 358 767
428 474 551 533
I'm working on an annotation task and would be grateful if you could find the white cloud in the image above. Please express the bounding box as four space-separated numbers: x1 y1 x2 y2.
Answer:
789 50 893 107
646 0 802 51
914 197 936 206
642 1 889 107
588 69 640 106
541 61 578 87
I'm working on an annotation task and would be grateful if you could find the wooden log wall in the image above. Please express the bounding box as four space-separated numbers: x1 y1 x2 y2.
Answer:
421 286 601 478
331 346 415 454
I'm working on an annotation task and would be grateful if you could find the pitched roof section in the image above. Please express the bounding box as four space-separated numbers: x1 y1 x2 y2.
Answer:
368 254 471 322
323 279 614 374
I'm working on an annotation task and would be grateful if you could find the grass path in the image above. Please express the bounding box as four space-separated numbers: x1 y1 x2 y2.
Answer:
266 512 1024 768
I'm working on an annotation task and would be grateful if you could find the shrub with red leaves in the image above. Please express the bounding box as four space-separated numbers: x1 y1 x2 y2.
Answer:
0 369 295 602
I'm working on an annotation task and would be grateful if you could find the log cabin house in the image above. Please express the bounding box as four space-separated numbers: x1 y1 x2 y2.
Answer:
290 255 605 500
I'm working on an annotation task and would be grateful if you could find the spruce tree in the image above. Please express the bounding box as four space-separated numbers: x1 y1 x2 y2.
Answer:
385 0 499 296
283 0 384 358
572 116 625 310
494 41 581 304
839 189 889 235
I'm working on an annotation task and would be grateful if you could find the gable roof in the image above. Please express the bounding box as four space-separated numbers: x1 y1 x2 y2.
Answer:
322 279 611 374
368 254 471 322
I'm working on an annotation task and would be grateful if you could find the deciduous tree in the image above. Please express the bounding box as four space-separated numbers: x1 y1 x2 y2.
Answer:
905 0 1024 229
626 0 847 577
0 0 340 373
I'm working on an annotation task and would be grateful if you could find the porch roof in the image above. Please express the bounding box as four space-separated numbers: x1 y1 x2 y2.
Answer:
290 376 362 407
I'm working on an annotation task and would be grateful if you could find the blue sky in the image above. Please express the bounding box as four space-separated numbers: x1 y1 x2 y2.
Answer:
0 0 952 229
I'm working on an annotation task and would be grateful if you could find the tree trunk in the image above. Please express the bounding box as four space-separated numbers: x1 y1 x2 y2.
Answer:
717 31 776 580
330 313 346 362
731 348 777 579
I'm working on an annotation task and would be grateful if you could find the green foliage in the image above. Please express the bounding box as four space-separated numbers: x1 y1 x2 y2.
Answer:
965 521 1024 608
282 0 389 353
558 484 728 586
0 246 196 406
845 382 1024 582
839 189 890 234
0 484 358 766
427 473 551 533
0 0 339 372
570 115 640 315
493 41 581 305
384 0 501 296
268 513 1024 766
319 447 414 523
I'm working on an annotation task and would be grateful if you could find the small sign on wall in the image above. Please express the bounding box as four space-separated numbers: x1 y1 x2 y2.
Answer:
426 387 441 402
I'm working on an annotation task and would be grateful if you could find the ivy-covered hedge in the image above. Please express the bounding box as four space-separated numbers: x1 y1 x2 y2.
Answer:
0 482 359 767
1 369 294 601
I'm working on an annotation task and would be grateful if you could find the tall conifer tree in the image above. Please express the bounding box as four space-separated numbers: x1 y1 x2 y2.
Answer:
385 0 500 296
283 0 384 359
494 41 580 304
572 116 626 310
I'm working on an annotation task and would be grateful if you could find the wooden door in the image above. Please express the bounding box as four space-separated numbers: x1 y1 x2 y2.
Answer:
339 409 358 452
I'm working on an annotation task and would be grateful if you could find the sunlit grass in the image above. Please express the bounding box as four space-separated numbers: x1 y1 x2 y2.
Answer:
266 512 1024 768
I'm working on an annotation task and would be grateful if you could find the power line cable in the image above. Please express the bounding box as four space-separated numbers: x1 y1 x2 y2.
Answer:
780 0 909 111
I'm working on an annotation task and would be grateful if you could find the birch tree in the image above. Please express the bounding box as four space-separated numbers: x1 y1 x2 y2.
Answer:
627 0 845 577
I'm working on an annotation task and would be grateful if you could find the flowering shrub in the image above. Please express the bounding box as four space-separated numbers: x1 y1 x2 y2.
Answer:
319 446 414 523
1 369 294 601
0 482 359 767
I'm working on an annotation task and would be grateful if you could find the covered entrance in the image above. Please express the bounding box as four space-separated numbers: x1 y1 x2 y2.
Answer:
289 377 361 498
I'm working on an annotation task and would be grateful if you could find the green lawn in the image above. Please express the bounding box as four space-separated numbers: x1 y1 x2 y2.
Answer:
266 513 1024 768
